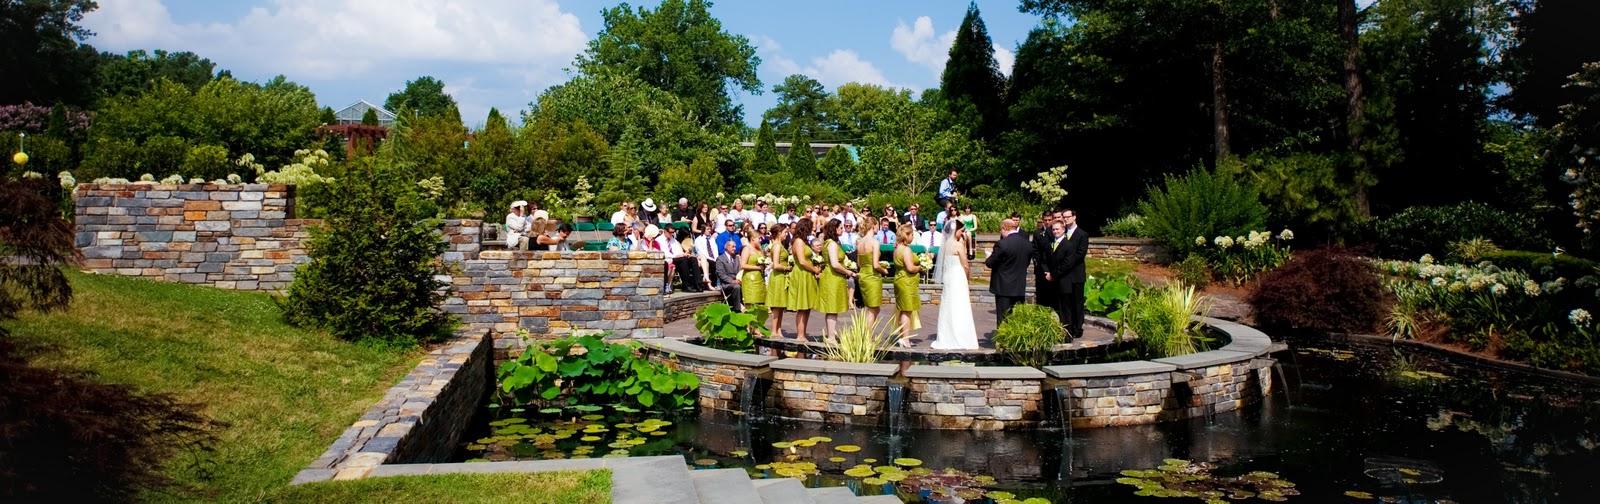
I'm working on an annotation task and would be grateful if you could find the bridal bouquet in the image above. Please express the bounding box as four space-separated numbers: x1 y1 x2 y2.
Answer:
916 253 934 270
810 252 824 266
878 260 891 271
786 254 796 266
755 255 770 266
842 258 858 271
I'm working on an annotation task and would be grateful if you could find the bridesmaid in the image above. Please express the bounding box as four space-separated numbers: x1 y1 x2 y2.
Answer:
789 218 821 341
855 215 886 326
767 224 791 338
892 223 923 347
738 226 766 308
818 218 855 339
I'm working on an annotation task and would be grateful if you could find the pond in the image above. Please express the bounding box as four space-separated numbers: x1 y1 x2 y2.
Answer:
456 340 1600 503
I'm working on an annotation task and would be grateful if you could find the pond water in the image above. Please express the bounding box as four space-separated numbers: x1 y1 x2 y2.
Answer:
457 340 1600 503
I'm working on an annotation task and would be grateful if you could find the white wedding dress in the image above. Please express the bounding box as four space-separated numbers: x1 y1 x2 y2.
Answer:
932 229 980 350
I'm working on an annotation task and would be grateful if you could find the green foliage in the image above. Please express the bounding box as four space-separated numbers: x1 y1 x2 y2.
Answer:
97 49 217 98
692 303 769 351
993 304 1064 367
1372 201 1549 259
1555 62 1600 249
14 136 71 175
656 155 725 209
821 312 894 363
281 157 451 347
1225 153 1365 231
517 117 610 197
360 108 379 126
1083 274 1135 320
577 0 761 129
140 135 189 175
596 142 649 208
1101 213 1145 237
766 74 835 141
817 145 855 187
1175 254 1211 290
385 76 457 119
1193 230 1293 286
87 76 322 174
1123 283 1212 358
859 91 990 197
178 144 231 181
1479 250 1599 281
940 2 1008 143
748 119 784 175
1021 165 1069 206
1446 238 1502 264
1503 0 1600 126
1137 168 1267 258
495 332 699 410
785 136 817 179
0 0 101 106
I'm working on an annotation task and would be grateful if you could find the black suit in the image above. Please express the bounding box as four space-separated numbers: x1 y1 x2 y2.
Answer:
1032 228 1057 308
985 232 1032 327
1048 228 1090 339
903 213 928 232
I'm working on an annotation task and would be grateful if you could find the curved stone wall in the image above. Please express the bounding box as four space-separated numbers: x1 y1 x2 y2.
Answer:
642 316 1279 430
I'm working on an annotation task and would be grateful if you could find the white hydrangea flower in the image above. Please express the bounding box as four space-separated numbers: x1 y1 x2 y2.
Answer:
1430 277 1446 287
189 177 205 184
1524 280 1541 297
1278 229 1294 241
139 173 155 182
160 174 185 184
227 174 242 184
57 171 75 189
1420 254 1435 265
1195 236 1207 247
1214 236 1234 249
1448 281 1466 293
1571 308 1592 325
1490 283 1508 296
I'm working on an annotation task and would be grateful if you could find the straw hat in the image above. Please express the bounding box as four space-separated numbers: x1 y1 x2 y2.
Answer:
510 200 528 209
531 209 549 220
644 224 660 239
641 198 658 212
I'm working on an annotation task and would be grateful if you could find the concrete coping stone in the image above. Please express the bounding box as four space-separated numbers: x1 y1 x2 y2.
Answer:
1043 361 1177 379
903 365 977 379
1198 316 1274 357
1152 349 1256 370
974 366 1048 380
770 358 899 376
364 454 686 479
640 339 778 367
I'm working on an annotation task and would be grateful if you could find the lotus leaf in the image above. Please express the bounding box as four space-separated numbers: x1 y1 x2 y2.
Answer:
844 467 877 478
862 477 886 485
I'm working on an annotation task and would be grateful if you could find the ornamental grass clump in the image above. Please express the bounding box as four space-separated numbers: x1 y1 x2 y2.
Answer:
1123 283 1212 358
993 304 1065 367
821 312 895 363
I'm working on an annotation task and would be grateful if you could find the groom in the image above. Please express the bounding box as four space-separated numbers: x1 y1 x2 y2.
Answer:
1046 210 1089 340
985 218 1032 327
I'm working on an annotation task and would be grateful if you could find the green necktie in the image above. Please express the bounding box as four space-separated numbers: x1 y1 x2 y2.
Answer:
1052 240 1059 252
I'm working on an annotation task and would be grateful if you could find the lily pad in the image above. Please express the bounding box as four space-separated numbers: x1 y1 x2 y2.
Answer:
844 467 877 478
828 456 846 463
862 477 886 485
693 458 717 466
579 436 601 442
771 441 793 449
1344 490 1375 499
893 458 923 467
730 450 748 457
833 445 861 453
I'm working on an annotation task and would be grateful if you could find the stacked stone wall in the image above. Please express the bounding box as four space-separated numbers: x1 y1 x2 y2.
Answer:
907 377 1043 430
75 183 308 291
769 361 896 424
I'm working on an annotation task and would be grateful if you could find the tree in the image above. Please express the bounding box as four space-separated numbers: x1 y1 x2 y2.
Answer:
360 108 379 126
816 145 856 188
386 103 468 207
785 136 817 179
597 137 650 207
517 117 610 194
1504 0 1600 126
385 76 457 119
577 0 761 129
656 154 724 204
282 157 452 346
940 2 1009 143
97 49 217 98
827 83 899 141
463 108 517 211
0 0 101 106
765 74 832 142
318 106 337 125
1001 19 1074 187
859 92 987 197
748 119 783 173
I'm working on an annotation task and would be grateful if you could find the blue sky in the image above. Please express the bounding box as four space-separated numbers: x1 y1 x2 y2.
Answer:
83 0 1043 128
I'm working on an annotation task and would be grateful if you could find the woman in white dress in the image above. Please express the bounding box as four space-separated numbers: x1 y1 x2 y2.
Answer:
932 220 980 350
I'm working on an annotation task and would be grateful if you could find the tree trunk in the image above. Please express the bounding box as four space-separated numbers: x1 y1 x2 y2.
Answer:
1339 0 1371 217
1267 0 1281 20
1210 40 1232 165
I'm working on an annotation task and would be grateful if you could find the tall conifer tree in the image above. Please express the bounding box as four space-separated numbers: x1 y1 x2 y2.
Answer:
940 2 1008 143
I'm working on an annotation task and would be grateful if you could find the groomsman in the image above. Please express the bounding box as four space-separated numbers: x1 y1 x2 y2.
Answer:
1046 210 1089 340
1032 211 1058 308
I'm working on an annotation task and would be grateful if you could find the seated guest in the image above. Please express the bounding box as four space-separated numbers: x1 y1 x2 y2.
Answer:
751 200 776 226
655 204 672 228
671 228 705 292
728 199 749 224
610 200 637 227
778 205 800 224
535 221 572 251
672 198 695 223
694 225 718 286
756 223 770 247
505 200 532 250
607 226 630 251
715 219 742 257
874 218 897 246
692 202 712 234
640 198 661 226
715 240 743 311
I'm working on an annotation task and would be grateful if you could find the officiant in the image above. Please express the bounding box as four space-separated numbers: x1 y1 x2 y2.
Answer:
985 218 1032 327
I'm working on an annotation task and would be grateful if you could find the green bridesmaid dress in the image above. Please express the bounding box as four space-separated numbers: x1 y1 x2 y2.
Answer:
857 244 883 309
787 243 819 311
893 246 920 314
766 244 789 310
817 240 849 314
740 250 766 305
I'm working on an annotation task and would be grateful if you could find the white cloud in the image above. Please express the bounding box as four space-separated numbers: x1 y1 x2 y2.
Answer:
755 35 896 89
84 0 587 79
754 35 801 77
890 16 1015 77
890 16 955 72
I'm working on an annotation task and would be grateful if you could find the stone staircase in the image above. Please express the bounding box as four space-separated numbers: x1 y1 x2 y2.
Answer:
613 456 900 504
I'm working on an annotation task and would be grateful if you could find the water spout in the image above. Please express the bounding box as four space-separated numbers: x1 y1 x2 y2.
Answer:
1051 385 1074 437
739 369 771 421
1270 361 1292 407
885 382 908 439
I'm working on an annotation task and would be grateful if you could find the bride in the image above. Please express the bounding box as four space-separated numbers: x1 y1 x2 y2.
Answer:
931 220 980 350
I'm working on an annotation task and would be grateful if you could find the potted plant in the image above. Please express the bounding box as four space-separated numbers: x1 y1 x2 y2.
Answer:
570 176 596 223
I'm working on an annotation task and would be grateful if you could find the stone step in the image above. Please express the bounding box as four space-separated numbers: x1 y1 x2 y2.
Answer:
805 486 865 504
752 477 816 504
854 496 904 503
691 468 766 504
611 456 699 504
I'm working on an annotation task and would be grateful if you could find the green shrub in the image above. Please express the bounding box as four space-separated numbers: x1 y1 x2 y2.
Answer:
820 312 894 363
655 154 724 205
1175 254 1211 289
140 136 190 175
281 157 451 346
1194 230 1293 285
693 303 768 351
80 137 142 179
1102 213 1146 237
180 144 232 181
495 332 699 410
993 304 1064 367
1138 168 1267 258
1479 250 1599 280
1123 283 1212 358
1372 201 1549 259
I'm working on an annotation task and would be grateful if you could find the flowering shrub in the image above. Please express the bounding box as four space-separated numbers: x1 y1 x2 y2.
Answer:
1377 255 1600 373
0 103 92 134
1191 229 1293 285
1022 165 1070 205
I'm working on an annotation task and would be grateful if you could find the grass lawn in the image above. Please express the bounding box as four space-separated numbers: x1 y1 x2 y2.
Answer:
1088 258 1137 277
266 471 611 504
3 271 610 503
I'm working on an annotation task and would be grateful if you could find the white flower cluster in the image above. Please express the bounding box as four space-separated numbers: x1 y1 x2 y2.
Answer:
1379 257 1567 298
1571 308 1592 325
159 174 185 184
57 170 75 189
1213 236 1234 249
1196 229 1292 250
257 149 334 186
417 176 446 200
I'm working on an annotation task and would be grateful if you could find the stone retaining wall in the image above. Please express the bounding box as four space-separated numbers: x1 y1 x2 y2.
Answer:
638 339 777 412
74 183 308 291
1088 237 1168 263
295 330 492 482
665 290 722 323
769 359 897 424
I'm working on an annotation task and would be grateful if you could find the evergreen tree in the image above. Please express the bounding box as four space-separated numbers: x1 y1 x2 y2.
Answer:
360 108 379 126
385 76 457 119
816 145 856 189
766 74 832 141
318 106 337 125
940 2 1008 143
1504 0 1600 126
749 119 784 173
785 137 817 179
598 137 649 206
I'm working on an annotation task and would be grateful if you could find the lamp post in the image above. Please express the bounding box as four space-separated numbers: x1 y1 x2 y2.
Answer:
12 132 27 167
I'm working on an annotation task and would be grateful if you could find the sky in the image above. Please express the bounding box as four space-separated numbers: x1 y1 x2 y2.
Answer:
82 0 1044 128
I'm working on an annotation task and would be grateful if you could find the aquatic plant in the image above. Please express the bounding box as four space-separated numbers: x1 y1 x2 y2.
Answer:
496 331 699 410
1115 459 1299 502
1122 283 1212 358
694 302 768 351
820 312 895 363
993 303 1064 367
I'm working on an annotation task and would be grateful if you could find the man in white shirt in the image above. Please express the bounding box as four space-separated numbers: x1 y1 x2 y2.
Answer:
777 205 799 225
839 221 859 251
839 203 859 227
504 200 531 250
610 200 633 225
693 226 718 286
751 200 776 226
